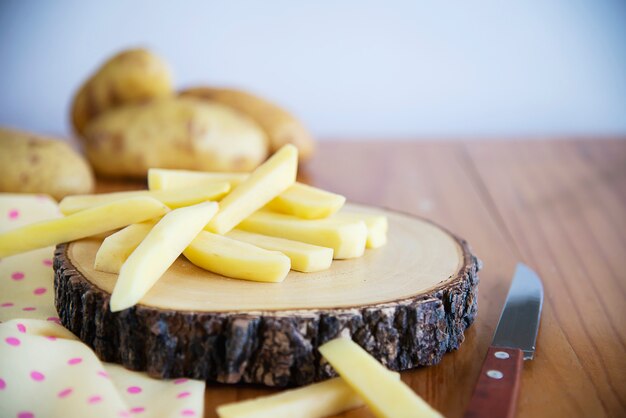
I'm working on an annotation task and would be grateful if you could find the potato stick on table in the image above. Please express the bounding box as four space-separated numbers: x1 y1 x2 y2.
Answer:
217 375 389 418
0 197 169 258
319 338 443 418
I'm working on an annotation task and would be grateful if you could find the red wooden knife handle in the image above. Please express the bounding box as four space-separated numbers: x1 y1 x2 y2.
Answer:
464 346 524 418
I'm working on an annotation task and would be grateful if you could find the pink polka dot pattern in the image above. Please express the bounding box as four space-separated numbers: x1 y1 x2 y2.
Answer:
30 371 45 382
5 337 20 346
0 198 214 418
8 209 20 220
58 388 73 398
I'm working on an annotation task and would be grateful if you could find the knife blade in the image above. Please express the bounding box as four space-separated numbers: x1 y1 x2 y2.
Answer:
464 263 544 418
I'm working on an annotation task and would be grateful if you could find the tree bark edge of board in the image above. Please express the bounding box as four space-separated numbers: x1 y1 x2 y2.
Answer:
54 239 480 387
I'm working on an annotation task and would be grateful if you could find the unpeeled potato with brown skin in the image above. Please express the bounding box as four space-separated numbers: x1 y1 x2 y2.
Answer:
83 97 268 178
72 48 173 137
180 87 315 161
0 127 94 200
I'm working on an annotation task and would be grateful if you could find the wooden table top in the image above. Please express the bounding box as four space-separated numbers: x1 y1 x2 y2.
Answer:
98 139 626 418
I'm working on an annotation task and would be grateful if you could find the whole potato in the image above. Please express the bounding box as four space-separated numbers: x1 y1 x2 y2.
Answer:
0 127 95 200
180 87 315 161
83 97 269 178
72 48 173 137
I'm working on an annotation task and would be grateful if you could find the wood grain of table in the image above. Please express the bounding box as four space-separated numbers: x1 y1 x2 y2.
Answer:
97 140 626 418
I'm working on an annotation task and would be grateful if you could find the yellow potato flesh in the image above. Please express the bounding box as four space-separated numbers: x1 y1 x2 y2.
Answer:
94 222 155 274
216 373 400 418
227 229 333 272
238 211 367 259
183 231 290 283
147 168 248 191
148 168 345 221
319 338 443 418
205 145 298 235
59 182 230 215
216 377 363 418
0 197 169 258
109 201 218 312
334 212 388 248
266 183 346 219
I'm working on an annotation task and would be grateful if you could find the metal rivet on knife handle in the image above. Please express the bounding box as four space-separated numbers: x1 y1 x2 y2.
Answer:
487 370 504 379
494 351 510 359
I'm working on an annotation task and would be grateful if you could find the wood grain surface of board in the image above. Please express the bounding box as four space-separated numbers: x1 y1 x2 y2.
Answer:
54 203 480 386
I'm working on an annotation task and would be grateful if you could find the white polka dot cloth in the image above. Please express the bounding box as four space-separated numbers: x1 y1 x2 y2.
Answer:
0 194 205 418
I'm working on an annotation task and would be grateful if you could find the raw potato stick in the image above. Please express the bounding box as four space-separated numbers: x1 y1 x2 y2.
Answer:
149 168 346 220
266 183 346 219
319 338 443 418
216 377 360 418
109 201 218 312
94 222 155 274
227 229 333 272
0 197 169 258
238 211 367 259
183 231 291 283
334 212 388 248
217 373 401 418
205 144 298 234
59 182 230 214
148 168 248 190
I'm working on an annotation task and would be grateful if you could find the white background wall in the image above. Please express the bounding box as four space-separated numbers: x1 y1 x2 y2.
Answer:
1 0 625 140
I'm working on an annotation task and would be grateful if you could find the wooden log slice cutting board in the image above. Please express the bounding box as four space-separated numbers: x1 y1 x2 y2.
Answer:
53 204 480 387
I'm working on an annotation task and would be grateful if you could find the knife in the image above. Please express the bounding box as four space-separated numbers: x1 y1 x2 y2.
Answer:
464 263 544 418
